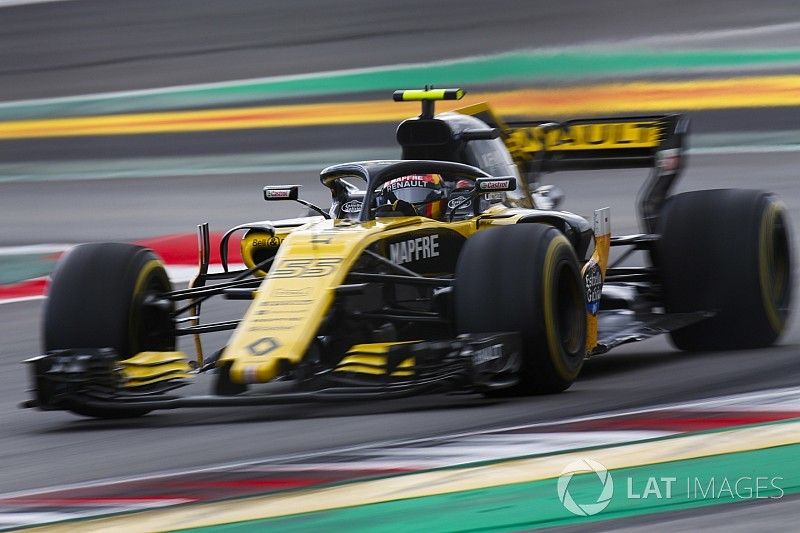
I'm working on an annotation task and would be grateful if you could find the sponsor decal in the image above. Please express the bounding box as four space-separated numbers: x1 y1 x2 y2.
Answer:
447 195 470 210
246 337 280 356
341 200 362 213
269 287 312 298
259 300 313 307
471 344 504 366
479 179 510 191
584 262 602 315
389 234 440 265
264 189 292 199
384 175 435 191
507 121 660 161
270 257 342 278
252 236 281 247
250 316 303 325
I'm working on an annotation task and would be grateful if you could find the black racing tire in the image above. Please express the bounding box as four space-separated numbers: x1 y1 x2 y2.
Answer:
454 223 587 394
44 243 175 418
657 189 792 351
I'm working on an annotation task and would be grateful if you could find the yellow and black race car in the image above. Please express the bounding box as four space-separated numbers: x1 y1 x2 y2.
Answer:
24 88 793 418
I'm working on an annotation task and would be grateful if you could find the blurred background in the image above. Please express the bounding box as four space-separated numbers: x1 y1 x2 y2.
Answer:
3 0 800 244
0 0 799 529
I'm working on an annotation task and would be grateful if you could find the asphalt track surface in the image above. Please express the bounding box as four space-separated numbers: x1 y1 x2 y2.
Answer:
1 0 800 529
2 151 800 499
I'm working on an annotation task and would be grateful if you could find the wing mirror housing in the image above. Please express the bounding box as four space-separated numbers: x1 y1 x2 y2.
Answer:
263 185 300 201
475 177 517 192
263 185 330 219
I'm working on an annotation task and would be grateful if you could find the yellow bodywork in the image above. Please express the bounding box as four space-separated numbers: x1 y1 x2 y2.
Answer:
119 351 193 388
335 342 418 377
240 225 302 275
217 206 610 384
218 213 535 384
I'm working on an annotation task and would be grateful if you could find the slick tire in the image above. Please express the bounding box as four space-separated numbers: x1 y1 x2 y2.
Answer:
44 243 175 418
657 189 792 350
455 224 587 394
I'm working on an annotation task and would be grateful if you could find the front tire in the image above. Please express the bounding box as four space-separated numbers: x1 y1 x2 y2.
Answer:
44 243 175 418
658 189 792 350
454 224 587 394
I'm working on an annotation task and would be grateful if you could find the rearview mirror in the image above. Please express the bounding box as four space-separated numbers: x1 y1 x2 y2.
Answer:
263 184 331 219
263 185 300 201
475 177 517 192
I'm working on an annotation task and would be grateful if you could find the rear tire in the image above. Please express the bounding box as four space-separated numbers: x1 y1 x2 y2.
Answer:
454 224 586 394
658 189 792 350
44 243 175 418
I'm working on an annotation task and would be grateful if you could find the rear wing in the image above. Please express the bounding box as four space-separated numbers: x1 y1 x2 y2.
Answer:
455 103 688 174
456 102 690 233
507 115 687 173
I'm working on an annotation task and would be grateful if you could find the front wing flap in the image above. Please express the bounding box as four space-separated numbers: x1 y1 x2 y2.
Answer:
22 333 522 413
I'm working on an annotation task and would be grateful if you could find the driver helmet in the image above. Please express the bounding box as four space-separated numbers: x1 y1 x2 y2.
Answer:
379 174 446 220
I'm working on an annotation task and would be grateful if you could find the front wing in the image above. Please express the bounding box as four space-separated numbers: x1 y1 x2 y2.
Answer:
23 333 521 413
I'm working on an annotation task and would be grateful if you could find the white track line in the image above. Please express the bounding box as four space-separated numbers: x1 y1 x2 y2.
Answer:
0 513 75 526
0 295 45 305
0 0 74 7
615 21 800 47
0 244 71 256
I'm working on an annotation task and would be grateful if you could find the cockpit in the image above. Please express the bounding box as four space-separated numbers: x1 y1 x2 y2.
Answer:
321 160 515 222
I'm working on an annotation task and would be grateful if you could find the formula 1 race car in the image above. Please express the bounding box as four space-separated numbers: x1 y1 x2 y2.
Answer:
24 88 793 418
